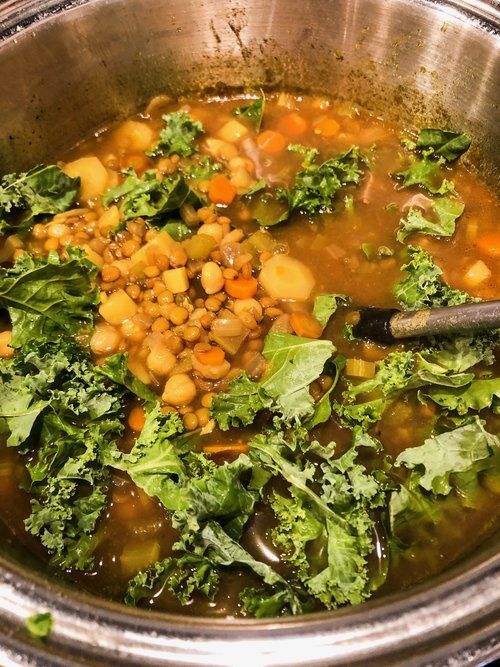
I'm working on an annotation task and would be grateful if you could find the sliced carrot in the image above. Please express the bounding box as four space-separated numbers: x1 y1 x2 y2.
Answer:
314 117 340 137
476 233 500 258
289 312 322 339
256 130 287 154
225 277 258 299
277 112 308 137
194 345 225 366
128 405 146 432
203 443 249 456
208 174 237 205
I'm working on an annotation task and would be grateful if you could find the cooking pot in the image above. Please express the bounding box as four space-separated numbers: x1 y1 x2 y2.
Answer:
0 1 499 665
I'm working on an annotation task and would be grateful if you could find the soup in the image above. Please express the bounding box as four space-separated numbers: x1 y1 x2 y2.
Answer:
0 92 498 619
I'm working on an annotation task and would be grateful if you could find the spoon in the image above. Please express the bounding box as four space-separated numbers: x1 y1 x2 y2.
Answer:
352 300 500 345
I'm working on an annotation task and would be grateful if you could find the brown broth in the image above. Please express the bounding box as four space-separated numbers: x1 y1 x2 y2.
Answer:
0 92 498 617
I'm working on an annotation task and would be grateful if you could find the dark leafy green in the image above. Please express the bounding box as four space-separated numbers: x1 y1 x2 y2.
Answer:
147 111 204 158
414 129 472 162
0 247 98 347
232 96 265 130
250 427 388 608
422 377 500 415
0 339 125 569
103 169 200 223
397 198 464 242
25 612 53 639
394 156 455 195
280 145 366 216
313 294 349 331
125 554 219 606
0 165 79 236
395 418 499 496
212 332 335 429
393 246 471 310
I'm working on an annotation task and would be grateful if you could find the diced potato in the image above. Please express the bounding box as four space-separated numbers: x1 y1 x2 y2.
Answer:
130 231 175 269
112 120 154 153
99 289 137 325
0 235 23 262
464 260 491 287
119 539 160 577
259 254 315 301
63 156 109 202
82 244 104 268
163 267 189 293
111 259 132 276
345 358 376 378
217 119 249 143
98 205 120 235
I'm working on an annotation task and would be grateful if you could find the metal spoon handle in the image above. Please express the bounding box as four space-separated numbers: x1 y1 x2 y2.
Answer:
353 301 500 344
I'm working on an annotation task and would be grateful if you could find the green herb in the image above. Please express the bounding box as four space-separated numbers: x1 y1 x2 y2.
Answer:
244 177 267 196
395 418 499 496
25 612 53 639
361 244 394 263
212 332 335 429
414 128 471 162
421 378 500 415
394 156 455 195
280 145 366 216
183 156 222 182
108 405 301 615
397 198 464 242
160 220 192 241
103 169 200 223
393 246 472 310
0 165 79 236
96 353 158 402
0 248 98 347
125 555 219 606
0 339 125 569
250 427 388 608
313 294 349 331
147 111 204 158
232 96 265 130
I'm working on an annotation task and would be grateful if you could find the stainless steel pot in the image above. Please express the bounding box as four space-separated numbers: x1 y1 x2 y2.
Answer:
0 1 499 665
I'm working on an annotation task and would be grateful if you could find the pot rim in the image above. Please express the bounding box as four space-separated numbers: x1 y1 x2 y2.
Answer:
0 0 499 664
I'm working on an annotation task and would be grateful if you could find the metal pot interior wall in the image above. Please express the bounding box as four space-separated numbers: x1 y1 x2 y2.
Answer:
0 0 498 178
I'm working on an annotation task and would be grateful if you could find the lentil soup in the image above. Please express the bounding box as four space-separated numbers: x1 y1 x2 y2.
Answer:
0 92 498 618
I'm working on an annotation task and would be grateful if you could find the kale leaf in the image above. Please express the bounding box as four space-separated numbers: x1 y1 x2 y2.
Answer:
125 554 219 606
147 111 204 158
0 165 79 236
422 377 500 415
103 169 200 223
250 427 388 608
414 128 471 162
25 612 53 639
0 339 125 569
397 198 464 242
231 96 265 130
280 145 366 216
313 293 349 331
212 332 335 429
0 247 98 347
393 246 471 310
394 155 456 195
395 418 499 495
